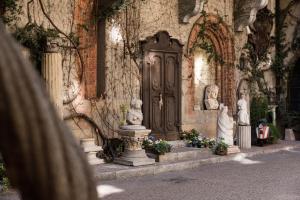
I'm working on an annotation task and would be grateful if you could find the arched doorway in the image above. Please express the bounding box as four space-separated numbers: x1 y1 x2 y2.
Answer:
187 14 235 112
288 59 300 112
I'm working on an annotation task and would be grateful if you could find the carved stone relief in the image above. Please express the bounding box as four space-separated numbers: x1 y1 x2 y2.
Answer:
234 0 269 32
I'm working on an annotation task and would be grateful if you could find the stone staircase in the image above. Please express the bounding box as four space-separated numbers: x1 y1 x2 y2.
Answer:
80 138 104 165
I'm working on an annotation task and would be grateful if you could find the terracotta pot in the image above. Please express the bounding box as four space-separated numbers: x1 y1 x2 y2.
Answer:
216 148 228 156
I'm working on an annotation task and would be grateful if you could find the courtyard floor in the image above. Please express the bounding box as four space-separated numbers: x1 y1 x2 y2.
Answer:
1 142 300 200
99 148 300 200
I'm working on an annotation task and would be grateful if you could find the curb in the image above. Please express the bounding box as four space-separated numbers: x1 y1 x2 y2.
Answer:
94 143 300 181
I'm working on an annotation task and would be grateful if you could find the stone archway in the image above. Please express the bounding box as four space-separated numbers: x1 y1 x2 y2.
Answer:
187 14 235 111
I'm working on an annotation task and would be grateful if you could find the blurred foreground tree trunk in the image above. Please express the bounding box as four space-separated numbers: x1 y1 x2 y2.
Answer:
0 22 98 200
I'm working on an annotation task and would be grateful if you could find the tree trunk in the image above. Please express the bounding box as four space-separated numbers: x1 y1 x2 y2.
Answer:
0 22 98 200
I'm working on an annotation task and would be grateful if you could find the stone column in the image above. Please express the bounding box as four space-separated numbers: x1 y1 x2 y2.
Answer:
41 45 63 118
114 129 155 166
238 125 251 149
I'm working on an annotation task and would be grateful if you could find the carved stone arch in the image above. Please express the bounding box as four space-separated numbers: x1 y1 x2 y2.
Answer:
187 14 235 111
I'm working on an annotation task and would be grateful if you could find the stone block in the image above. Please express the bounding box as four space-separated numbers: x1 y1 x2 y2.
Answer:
285 129 295 141
227 145 240 154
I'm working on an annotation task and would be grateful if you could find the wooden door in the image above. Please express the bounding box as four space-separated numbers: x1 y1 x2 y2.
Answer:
141 31 183 140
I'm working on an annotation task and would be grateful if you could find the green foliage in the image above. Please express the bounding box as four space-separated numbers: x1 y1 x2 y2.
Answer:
180 129 199 142
98 0 146 20
12 23 59 72
214 138 228 156
0 0 22 25
250 96 269 127
142 139 153 150
180 129 215 149
0 163 10 192
153 140 171 155
190 10 224 65
267 123 281 144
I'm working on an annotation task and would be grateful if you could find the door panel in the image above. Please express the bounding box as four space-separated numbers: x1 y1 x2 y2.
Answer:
164 53 178 133
149 52 164 133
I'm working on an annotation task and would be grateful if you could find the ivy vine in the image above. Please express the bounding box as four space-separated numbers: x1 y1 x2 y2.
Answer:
0 0 22 25
190 11 224 65
97 0 145 20
13 23 59 72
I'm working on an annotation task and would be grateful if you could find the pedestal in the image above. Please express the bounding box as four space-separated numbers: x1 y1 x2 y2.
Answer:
41 50 63 118
238 125 251 149
227 145 240 154
285 129 295 141
114 129 155 166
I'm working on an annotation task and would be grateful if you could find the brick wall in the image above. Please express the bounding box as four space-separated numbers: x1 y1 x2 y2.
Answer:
74 0 97 98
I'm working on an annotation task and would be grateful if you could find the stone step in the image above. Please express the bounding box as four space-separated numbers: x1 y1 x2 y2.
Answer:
83 145 103 153
80 138 96 148
149 147 212 163
88 157 105 165
87 151 98 160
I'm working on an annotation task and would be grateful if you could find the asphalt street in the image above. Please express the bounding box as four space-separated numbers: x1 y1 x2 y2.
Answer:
98 148 300 200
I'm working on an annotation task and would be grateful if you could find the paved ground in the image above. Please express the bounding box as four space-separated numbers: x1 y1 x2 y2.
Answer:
98 148 300 200
1 148 300 200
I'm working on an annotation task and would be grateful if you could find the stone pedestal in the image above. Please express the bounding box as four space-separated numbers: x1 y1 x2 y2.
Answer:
41 50 63 118
114 129 155 166
227 145 240 154
285 129 295 141
238 125 251 149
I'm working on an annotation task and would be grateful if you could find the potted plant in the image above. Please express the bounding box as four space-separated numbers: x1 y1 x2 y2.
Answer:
153 140 172 155
214 138 228 156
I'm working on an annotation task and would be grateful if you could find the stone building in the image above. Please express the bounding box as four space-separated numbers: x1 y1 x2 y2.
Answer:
3 0 299 144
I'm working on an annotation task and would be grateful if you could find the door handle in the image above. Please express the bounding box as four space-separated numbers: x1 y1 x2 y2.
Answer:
159 93 163 110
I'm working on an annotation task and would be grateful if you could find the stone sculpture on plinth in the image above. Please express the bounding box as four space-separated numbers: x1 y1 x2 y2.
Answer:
237 93 250 126
217 104 240 154
237 93 252 149
204 84 219 110
115 98 155 166
120 98 146 130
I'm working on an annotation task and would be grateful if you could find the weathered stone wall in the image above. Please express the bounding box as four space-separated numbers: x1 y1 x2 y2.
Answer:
100 0 235 138
8 0 280 141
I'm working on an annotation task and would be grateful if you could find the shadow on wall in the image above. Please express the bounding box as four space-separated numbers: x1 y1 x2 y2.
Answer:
178 0 195 23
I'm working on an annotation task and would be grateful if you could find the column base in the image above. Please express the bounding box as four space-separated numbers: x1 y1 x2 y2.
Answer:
114 150 155 166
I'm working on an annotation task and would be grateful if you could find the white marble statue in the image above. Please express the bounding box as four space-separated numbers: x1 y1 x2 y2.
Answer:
237 93 250 126
127 98 143 125
217 104 234 146
204 85 219 110
120 98 146 130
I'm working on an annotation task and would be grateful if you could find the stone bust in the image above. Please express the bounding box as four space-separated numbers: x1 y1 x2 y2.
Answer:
237 94 250 126
204 84 219 110
217 105 234 146
126 98 143 125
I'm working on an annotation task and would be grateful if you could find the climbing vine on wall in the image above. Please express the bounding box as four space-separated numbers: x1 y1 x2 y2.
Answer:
13 23 59 72
0 0 22 25
190 10 224 65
